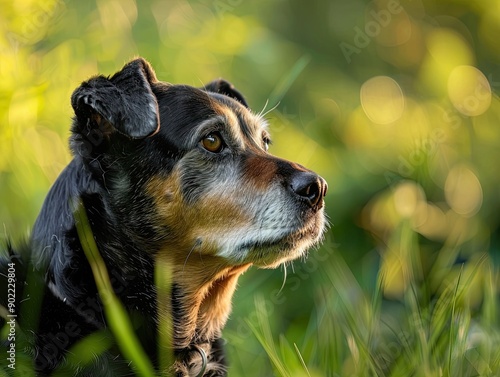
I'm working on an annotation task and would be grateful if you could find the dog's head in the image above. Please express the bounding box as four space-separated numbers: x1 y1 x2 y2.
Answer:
71 58 327 269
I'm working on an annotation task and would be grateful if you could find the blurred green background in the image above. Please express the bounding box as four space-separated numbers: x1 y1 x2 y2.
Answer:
1 0 500 376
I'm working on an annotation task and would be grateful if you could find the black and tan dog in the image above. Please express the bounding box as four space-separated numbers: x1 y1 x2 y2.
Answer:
1 58 327 376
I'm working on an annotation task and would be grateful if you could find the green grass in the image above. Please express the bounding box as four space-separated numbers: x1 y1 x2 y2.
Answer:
72 199 158 377
3 217 500 376
241 225 500 377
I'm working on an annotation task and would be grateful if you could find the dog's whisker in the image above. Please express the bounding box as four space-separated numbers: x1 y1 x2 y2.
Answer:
260 100 281 119
197 241 206 266
183 237 202 272
277 264 287 295
257 98 270 118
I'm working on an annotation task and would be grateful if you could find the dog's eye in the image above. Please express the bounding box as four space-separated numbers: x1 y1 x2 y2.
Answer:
202 132 224 153
263 136 271 152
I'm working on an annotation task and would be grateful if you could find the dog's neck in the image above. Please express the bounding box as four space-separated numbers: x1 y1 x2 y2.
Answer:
32 158 251 370
156 252 251 349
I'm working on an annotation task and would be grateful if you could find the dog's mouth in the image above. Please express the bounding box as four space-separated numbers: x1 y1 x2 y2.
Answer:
235 214 326 268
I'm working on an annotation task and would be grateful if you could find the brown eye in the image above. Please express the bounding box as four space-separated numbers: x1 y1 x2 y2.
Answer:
202 132 224 153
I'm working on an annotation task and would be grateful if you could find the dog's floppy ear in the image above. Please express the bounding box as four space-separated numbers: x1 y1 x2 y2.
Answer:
71 58 160 139
204 79 249 108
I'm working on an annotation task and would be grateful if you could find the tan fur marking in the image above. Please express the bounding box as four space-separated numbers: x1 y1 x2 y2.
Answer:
156 251 250 349
243 155 278 190
146 173 252 349
146 172 251 251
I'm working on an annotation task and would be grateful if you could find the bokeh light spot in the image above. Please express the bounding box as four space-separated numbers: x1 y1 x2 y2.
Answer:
448 65 491 116
393 180 425 218
412 202 448 241
445 165 483 217
360 76 404 124
426 29 473 71
420 28 474 94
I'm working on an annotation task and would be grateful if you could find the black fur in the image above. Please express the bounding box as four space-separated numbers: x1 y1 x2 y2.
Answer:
1 58 247 376
1 57 327 376
203 79 248 108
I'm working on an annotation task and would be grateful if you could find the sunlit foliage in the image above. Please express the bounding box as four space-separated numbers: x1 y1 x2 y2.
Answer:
1 0 500 375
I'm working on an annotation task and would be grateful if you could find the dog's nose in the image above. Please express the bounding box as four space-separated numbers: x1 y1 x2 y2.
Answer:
289 172 327 209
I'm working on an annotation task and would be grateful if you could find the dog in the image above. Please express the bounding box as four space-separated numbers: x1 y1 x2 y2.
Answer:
0 58 327 376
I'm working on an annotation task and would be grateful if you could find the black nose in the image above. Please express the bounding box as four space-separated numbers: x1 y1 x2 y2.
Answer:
289 172 327 209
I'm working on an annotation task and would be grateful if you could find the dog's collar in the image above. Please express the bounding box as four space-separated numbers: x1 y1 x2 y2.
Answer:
192 344 207 377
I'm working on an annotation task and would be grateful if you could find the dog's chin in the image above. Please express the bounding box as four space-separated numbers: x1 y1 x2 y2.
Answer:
248 219 326 269
251 246 308 269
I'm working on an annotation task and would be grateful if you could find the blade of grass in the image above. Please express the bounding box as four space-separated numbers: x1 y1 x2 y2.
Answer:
482 260 497 328
72 199 157 377
50 330 114 377
323 253 381 376
312 285 342 375
293 343 311 377
268 54 311 108
246 295 291 377
155 256 174 374
445 255 488 376
446 263 464 377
